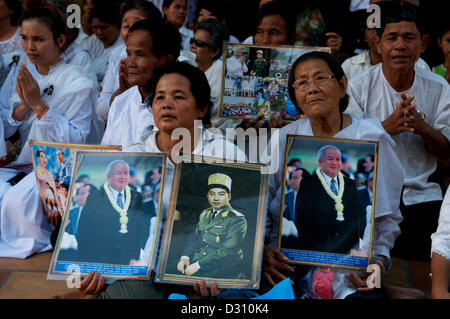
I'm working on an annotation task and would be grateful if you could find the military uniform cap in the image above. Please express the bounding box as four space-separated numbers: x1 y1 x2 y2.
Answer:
208 173 232 193
256 50 263 55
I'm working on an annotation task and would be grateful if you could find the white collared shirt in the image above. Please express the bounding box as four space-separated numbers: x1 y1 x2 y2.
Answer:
319 170 340 193
108 184 125 205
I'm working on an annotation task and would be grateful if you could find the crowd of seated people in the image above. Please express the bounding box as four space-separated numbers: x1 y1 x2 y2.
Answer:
0 0 448 300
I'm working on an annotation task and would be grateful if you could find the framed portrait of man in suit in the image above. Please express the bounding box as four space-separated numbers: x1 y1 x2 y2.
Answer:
279 135 379 270
156 155 268 289
29 141 121 218
48 151 166 281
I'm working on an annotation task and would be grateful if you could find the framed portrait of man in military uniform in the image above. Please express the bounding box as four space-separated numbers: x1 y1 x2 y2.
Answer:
48 151 166 282
156 155 268 289
279 135 379 270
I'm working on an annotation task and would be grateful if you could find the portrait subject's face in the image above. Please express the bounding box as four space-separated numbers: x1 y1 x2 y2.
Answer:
126 30 164 88
107 163 130 192
377 21 424 73
319 149 342 178
38 152 47 168
207 187 231 210
56 151 64 163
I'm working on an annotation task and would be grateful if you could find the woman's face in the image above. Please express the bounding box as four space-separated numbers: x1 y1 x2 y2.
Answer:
38 152 48 168
190 29 217 67
120 9 147 42
91 17 120 48
20 19 64 67
292 58 347 119
153 73 207 133
163 0 187 28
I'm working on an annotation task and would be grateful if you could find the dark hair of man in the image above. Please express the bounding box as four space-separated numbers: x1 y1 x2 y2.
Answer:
255 1 296 44
119 0 162 23
195 18 229 60
151 62 212 126
376 2 425 37
289 167 311 180
128 20 181 61
196 0 225 22
288 51 349 114
5 0 23 26
20 2 68 44
163 0 187 9
88 0 121 28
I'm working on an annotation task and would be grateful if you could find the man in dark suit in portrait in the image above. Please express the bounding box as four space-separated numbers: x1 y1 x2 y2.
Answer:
295 145 366 255
73 160 149 265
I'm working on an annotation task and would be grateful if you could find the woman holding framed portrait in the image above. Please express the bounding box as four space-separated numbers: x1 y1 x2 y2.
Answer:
69 61 247 299
265 51 406 299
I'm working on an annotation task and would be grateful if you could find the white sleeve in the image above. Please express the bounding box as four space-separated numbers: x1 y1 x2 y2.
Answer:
35 87 94 144
0 65 20 138
431 186 450 261
97 58 120 121
345 80 365 118
371 130 405 272
0 119 6 157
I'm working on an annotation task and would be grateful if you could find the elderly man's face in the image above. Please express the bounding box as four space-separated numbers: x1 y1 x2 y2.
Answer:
319 149 342 178
107 163 130 192
377 21 424 72
207 187 230 210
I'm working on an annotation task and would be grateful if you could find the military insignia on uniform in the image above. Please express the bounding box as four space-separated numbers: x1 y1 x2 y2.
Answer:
216 235 220 243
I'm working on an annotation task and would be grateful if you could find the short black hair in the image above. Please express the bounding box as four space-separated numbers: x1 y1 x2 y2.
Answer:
195 18 229 60
151 62 212 126
119 0 162 23
129 20 181 60
288 51 349 114
255 1 296 44
376 2 425 37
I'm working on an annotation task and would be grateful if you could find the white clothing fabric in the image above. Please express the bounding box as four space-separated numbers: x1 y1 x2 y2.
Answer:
346 63 450 205
74 29 91 48
61 41 98 84
226 55 248 78
0 117 5 157
205 59 241 130
101 86 155 149
83 34 124 84
97 45 127 121
0 27 22 87
431 186 450 261
242 36 253 45
341 49 431 80
349 0 370 12
126 128 246 269
267 114 404 298
267 114 405 271
179 25 194 52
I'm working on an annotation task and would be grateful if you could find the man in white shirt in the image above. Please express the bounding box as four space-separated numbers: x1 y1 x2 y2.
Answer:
226 47 248 79
101 20 181 149
346 3 450 261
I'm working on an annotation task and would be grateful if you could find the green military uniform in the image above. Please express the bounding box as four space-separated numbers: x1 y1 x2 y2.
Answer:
253 58 267 77
190 204 247 278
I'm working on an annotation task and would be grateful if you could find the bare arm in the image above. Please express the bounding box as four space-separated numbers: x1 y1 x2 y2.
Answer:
431 252 450 299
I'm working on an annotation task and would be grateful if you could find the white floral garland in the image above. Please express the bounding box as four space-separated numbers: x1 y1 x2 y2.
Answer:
103 183 131 233
316 168 345 221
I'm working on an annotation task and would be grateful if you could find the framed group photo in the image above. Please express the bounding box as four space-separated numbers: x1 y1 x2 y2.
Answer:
29 140 121 218
156 155 268 289
279 135 379 270
220 43 329 122
48 151 166 282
